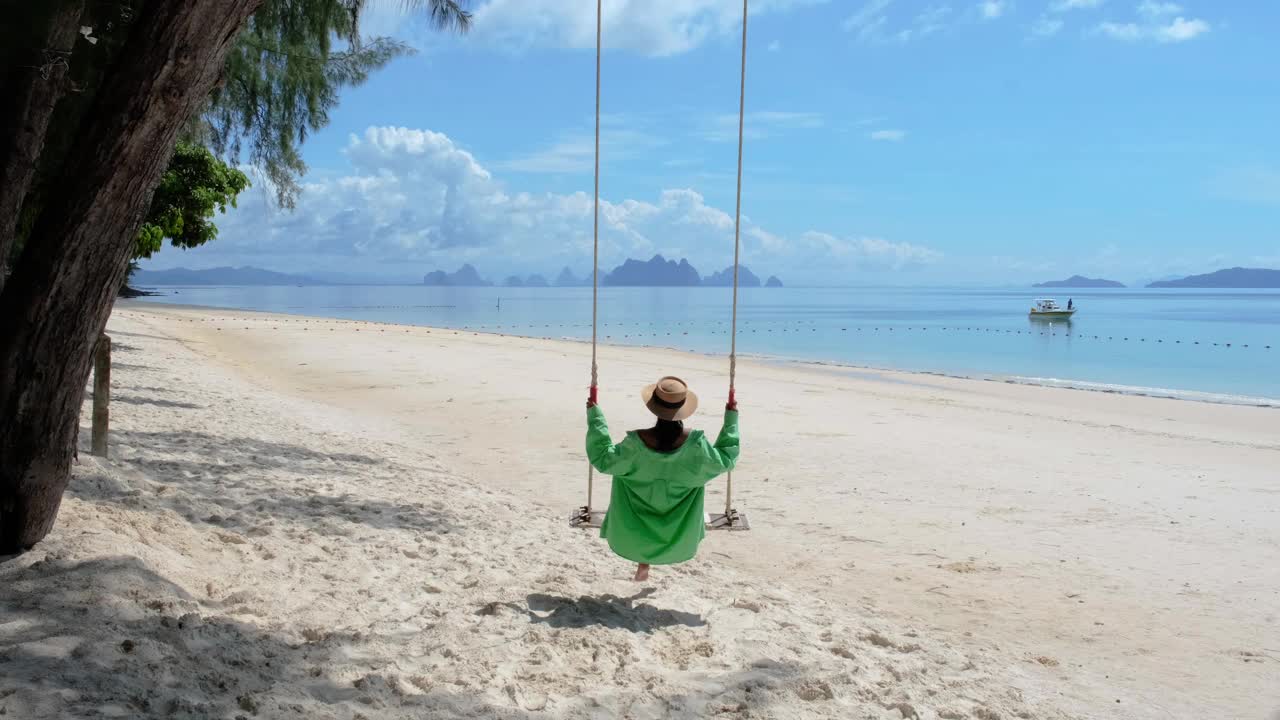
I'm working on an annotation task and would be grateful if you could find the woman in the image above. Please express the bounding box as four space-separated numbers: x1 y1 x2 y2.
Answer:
586 375 740 581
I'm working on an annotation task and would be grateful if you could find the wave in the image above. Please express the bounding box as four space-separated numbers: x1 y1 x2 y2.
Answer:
998 376 1280 408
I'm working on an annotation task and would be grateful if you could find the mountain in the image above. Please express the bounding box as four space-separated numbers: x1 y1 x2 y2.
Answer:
503 274 550 287
423 264 491 286
1147 267 1280 288
424 261 782 288
603 255 702 286
555 267 592 287
132 266 314 286
1034 275 1125 288
702 266 762 287
765 276 783 288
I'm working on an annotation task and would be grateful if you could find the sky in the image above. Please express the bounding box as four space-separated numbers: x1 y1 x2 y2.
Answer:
148 0 1280 286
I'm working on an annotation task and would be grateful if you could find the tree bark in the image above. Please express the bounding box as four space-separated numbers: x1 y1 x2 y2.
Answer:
0 0 86 296
0 0 264 553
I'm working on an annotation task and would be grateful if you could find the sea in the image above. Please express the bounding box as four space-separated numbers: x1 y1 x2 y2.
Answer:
134 286 1280 406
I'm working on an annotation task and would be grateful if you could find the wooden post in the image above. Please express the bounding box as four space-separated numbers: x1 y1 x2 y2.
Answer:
91 333 110 457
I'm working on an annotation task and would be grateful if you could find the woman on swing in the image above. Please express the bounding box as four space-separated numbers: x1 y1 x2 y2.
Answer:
586 376 740 581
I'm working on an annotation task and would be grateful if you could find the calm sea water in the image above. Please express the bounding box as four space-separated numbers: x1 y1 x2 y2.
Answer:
135 286 1280 405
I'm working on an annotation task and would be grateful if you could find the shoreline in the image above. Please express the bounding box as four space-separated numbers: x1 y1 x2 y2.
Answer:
124 298 1280 409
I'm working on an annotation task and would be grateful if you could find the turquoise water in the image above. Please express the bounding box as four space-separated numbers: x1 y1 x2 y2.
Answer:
136 286 1280 405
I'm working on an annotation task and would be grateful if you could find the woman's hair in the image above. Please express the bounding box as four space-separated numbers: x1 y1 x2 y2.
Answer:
652 419 684 452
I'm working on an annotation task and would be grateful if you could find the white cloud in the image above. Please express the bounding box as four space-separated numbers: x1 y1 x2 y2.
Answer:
1096 20 1143 40
175 126 940 281
1155 16 1209 42
1051 0 1104 11
468 0 826 57
978 1 1009 20
795 232 943 269
1030 16 1065 35
869 129 907 141
843 0 895 38
700 111 825 142
1094 14 1210 43
1137 1 1182 17
905 5 953 40
843 0 954 44
499 120 667 174
767 39 782 51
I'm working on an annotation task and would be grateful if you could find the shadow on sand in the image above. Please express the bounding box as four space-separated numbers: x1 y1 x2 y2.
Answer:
477 588 706 633
70 426 455 538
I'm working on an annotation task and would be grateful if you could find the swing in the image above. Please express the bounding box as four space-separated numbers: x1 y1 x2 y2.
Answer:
569 0 752 533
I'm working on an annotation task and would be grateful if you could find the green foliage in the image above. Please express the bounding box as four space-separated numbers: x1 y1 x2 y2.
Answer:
202 0 471 208
133 142 250 260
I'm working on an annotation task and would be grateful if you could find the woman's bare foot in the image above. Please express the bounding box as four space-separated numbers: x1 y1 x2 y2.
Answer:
633 563 650 582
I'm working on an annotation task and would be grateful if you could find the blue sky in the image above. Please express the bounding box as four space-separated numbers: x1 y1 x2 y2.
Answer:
155 0 1280 285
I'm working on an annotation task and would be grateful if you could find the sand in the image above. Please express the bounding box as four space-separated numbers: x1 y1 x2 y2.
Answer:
1 302 1277 719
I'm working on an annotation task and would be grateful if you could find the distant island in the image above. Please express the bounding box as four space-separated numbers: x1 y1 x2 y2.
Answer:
424 264 491 287
702 266 761 288
133 266 316 286
1147 267 1280 288
604 255 702 286
1034 275 1125 288
503 274 549 287
600 255 781 288
422 257 783 288
555 268 592 287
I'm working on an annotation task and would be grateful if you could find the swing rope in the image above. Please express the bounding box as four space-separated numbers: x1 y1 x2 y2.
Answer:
586 0 602 515
582 0 749 526
725 0 748 519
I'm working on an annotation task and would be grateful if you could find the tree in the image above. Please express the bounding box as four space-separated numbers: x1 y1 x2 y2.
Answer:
124 142 249 295
203 0 474 208
206 10 414 207
133 142 251 262
0 0 472 553
0 1 87 297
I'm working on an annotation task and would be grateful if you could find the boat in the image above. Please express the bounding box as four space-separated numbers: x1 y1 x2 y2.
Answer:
1029 298 1076 319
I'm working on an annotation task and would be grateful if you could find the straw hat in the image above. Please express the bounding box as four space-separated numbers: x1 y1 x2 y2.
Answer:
642 376 698 421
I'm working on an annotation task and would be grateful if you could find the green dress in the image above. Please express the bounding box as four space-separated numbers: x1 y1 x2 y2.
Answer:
585 406 740 565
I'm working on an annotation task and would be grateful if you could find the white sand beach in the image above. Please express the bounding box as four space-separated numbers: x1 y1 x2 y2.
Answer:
2 302 1277 719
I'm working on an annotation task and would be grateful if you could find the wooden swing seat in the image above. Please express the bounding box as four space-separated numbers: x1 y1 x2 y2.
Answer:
569 506 750 531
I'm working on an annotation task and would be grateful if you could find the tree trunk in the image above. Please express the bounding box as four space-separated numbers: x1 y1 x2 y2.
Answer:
0 0 264 553
0 0 86 296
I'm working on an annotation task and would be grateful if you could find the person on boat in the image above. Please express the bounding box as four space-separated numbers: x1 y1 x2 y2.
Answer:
586 376 740 582
1068 298 1073 310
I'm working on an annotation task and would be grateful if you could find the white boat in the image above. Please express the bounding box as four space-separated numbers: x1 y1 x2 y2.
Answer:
1029 298 1076 319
